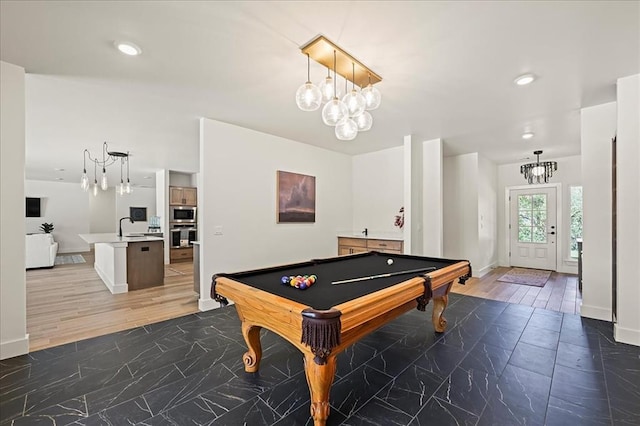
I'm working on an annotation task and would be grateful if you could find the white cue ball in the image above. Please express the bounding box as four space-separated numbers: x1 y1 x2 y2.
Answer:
387 259 394 265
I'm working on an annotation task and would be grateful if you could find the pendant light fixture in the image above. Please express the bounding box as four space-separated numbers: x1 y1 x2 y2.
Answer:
318 67 336 103
80 142 132 194
321 50 348 126
80 150 90 191
297 35 382 141
295 53 322 112
361 73 381 110
520 150 558 184
343 63 366 118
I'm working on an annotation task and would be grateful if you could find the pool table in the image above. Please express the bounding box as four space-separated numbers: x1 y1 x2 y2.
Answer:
211 251 471 426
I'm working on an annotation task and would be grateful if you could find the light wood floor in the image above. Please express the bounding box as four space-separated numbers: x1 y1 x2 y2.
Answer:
26 251 199 352
26 256 580 352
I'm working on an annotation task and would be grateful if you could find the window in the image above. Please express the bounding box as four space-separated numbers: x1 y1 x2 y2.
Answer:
570 186 583 258
518 194 547 243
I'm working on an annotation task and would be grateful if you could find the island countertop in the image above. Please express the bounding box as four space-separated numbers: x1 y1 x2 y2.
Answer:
79 233 164 244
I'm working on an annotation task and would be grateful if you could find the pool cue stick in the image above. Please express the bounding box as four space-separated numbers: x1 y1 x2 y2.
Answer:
331 266 437 285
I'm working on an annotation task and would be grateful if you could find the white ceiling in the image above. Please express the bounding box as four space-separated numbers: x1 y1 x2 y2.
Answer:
1 1 638 185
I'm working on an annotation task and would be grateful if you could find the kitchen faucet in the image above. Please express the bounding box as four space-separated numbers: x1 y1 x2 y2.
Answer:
119 216 134 237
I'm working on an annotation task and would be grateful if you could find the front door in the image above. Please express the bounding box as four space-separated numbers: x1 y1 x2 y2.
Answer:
509 187 557 270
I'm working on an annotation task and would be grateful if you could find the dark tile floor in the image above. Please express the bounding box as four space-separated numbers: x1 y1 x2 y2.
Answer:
1 294 639 425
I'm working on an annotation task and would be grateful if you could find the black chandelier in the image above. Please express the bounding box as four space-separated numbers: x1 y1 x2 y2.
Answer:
520 150 557 184
80 142 131 196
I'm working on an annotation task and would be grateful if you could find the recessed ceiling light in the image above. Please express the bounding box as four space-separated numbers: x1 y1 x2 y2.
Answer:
143 176 152 179
55 177 64 181
55 168 65 171
114 41 142 56
522 132 535 140
514 73 536 86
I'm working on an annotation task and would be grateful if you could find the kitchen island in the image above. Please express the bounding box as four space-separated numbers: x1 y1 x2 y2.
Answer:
79 233 164 294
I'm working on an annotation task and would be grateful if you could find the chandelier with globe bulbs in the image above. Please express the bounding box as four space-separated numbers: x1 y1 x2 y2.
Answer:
295 35 382 141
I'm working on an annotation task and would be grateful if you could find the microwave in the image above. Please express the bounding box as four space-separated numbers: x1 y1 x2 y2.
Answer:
170 206 197 223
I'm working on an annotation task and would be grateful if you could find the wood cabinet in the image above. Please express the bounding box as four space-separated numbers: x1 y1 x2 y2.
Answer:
170 186 197 206
127 241 164 290
170 246 193 262
338 237 404 255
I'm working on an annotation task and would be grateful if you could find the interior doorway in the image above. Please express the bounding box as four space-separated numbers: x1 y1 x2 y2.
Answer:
509 186 557 270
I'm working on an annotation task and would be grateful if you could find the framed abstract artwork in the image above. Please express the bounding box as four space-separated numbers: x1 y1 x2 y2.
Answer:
277 171 316 223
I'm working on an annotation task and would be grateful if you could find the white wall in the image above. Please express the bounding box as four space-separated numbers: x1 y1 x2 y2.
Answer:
25 180 90 253
198 118 353 311
615 75 640 346
115 187 157 234
497 155 581 274
89 188 116 234
580 103 616 321
478 155 498 271
170 172 196 187
352 146 403 237
442 152 498 276
156 169 170 263
422 139 443 257
1 61 29 359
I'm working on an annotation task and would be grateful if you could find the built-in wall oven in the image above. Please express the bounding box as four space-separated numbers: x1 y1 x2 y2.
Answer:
169 206 196 223
170 226 197 248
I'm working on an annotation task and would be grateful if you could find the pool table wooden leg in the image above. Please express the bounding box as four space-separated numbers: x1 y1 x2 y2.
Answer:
303 352 336 426
241 322 262 372
432 294 449 333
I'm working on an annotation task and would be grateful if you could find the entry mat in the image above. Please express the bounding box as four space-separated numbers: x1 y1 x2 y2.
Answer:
497 267 551 287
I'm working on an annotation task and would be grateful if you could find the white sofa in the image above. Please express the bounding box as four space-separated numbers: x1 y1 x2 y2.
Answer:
26 233 58 269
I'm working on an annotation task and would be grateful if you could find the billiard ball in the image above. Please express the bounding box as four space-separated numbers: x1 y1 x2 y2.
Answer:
387 259 394 265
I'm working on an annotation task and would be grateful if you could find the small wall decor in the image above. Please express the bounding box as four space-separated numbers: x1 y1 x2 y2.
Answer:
129 207 147 222
277 171 316 223
394 207 404 229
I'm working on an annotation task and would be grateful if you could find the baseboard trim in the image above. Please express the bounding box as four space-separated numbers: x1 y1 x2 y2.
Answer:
475 263 497 278
94 263 128 294
199 298 233 312
0 334 30 360
614 324 640 347
580 304 612 322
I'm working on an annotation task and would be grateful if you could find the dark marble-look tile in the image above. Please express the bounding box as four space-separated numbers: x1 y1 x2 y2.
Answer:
550 364 608 412
413 342 466 379
434 366 497 416
559 324 601 349
260 372 309 417
331 365 392 418
545 395 611 426
509 341 557 378
137 394 220 426
8 395 87 425
502 303 534 318
143 364 235 415
336 342 379 379
478 365 551 426
260 344 305 378
556 341 602 372
127 341 206 377
438 319 486 352
79 341 162 377
478 325 522 351
0 393 26 423
175 341 245 377
527 311 563 332
604 364 640 425
81 396 152 426
491 311 530 332
25 364 132 416
375 364 443 417
341 397 413 425
459 342 511 377
358 328 403 353
273 400 346 426
366 332 437 378
85 364 183 415
409 396 478 426
206 396 280 425
519 324 560 350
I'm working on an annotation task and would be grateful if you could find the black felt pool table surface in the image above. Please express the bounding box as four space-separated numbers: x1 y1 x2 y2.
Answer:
220 251 464 311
